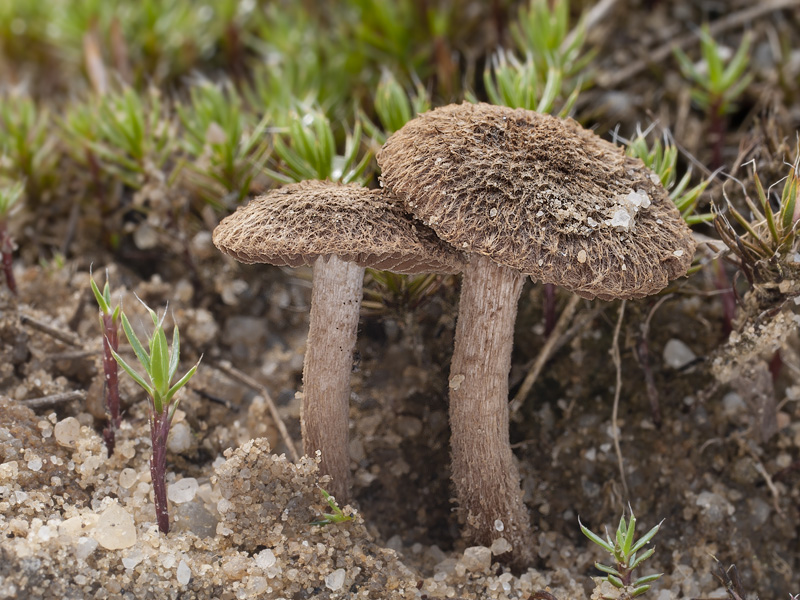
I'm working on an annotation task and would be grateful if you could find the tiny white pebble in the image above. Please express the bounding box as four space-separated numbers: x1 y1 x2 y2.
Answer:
177 560 191 585
673 249 684 257
489 208 498 217
577 250 587 264
494 519 504 532
325 568 346 591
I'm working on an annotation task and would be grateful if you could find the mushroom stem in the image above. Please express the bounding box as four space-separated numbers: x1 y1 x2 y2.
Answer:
302 254 364 503
449 254 534 565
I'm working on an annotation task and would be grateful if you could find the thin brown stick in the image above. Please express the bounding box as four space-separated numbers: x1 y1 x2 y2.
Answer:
19 390 86 409
45 349 100 361
212 360 300 463
611 300 629 500
598 0 800 90
636 294 673 427
510 294 581 414
19 314 82 346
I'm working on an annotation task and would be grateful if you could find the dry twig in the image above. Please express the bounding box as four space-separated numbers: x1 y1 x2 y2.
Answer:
19 313 82 346
510 294 581 413
611 300 629 499
19 390 86 409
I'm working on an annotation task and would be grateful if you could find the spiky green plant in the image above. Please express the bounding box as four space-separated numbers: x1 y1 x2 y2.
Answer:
580 512 664 598
511 0 595 81
673 25 753 120
110 298 200 533
673 25 753 167
269 109 371 185
177 80 271 207
0 96 57 204
0 180 24 295
478 49 580 117
362 70 430 148
85 87 177 189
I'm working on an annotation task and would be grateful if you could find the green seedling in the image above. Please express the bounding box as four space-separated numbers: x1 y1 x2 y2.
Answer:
347 0 448 79
310 487 354 526
177 80 271 208
244 2 358 112
673 25 753 168
86 87 177 189
89 270 122 456
54 0 231 86
111 298 201 534
0 95 57 204
476 49 580 118
362 70 430 148
268 109 371 185
511 0 595 81
579 512 663 598
0 180 24 295
625 130 713 226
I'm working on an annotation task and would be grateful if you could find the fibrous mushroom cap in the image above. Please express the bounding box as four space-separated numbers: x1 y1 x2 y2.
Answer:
212 180 464 274
377 102 696 300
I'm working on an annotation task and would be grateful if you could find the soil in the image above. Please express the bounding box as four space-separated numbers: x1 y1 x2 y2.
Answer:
2 1 800 599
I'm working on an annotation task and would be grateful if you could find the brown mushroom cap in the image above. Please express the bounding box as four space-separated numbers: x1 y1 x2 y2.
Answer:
212 180 464 275
377 102 696 300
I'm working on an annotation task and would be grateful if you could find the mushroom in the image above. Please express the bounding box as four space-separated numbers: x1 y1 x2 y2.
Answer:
377 102 695 564
212 180 463 502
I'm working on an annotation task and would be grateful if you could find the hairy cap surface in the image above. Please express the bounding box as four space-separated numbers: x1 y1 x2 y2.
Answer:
212 180 464 274
377 102 695 300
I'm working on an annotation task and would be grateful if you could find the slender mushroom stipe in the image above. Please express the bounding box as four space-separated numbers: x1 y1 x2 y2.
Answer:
213 180 463 503
378 102 696 566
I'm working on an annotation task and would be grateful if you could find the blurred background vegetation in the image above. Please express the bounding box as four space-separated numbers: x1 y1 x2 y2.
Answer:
0 0 797 315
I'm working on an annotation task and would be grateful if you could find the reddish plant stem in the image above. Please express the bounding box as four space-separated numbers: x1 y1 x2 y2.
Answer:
0 221 17 295
101 313 121 455
150 409 171 534
709 99 726 171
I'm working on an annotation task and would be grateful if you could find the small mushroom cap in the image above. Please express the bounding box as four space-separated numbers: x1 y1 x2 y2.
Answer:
377 102 696 300
212 180 464 274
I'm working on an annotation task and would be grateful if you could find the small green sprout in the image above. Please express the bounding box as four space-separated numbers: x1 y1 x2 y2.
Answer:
111 298 201 534
673 25 753 167
310 487 354 526
89 269 122 456
673 25 753 120
579 511 663 598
